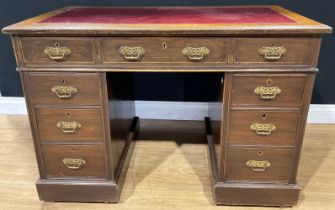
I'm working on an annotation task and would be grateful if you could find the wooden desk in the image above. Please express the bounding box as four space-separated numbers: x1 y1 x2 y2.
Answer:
2 6 331 206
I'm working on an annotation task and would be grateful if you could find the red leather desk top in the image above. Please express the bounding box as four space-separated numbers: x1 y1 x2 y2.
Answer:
40 7 297 24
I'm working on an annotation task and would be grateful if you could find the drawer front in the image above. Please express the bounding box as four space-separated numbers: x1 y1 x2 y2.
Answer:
101 37 228 64
42 144 107 179
35 108 104 141
28 73 101 105
231 74 307 107
229 110 300 146
226 147 294 183
19 37 96 65
232 38 318 66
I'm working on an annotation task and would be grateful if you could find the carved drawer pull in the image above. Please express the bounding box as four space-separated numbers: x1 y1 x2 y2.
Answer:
56 121 82 134
254 86 281 100
246 160 271 172
259 46 287 60
182 47 209 61
119 46 145 61
44 43 71 61
51 85 77 99
250 123 276 136
62 158 86 170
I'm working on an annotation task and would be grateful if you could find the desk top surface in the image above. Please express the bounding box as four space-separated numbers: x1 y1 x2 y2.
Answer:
3 5 332 35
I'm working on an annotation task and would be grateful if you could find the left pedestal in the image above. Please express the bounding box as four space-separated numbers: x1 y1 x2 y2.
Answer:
20 72 137 202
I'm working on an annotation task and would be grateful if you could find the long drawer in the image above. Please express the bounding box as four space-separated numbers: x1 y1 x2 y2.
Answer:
225 147 294 183
35 108 104 142
229 110 300 146
42 144 107 179
27 72 102 106
230 73 307 107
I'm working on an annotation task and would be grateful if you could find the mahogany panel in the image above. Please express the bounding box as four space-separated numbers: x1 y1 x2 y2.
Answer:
42 144 107 179
35 108 104 142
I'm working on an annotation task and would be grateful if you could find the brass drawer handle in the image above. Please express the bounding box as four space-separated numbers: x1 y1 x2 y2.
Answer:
182 47 209 61
62 158 86 170
44 43 71 61
119 46 145 61
56 121 82 134
246 160 271 172
51 85 77 99
250 123 276 136
254 86 281 100
259 46 287 60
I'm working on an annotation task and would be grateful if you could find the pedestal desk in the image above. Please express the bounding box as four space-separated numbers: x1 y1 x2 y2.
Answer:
3 6 332 206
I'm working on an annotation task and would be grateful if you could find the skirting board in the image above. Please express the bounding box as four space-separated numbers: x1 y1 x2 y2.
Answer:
0 97 334 124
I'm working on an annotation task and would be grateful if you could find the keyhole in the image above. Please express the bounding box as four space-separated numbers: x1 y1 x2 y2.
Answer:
62 79 66 84
262 113 267 120
71 148 74 153
162 42 167 49
258 151 263 157
55 42 60 47
67 112 70 118
266 79 272 86
271 43 276 47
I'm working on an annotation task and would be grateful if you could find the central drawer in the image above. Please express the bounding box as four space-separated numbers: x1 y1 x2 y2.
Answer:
35 108 104 142
101 37 228 64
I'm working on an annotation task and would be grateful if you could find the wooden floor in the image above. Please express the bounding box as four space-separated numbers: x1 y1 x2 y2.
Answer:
0 115 334 210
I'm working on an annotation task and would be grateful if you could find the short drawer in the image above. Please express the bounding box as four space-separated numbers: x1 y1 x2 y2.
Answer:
101 37 228 64
42 144 107 179
226 147 294 183
35 108 104 142
232 37 319 66
27 72 102 105
19 37 96 65
231 74 307 107
229 110 300 146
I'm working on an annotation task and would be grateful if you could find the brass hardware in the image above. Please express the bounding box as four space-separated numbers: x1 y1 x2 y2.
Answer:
44 43 71 61
62 158 86 170
56 121 82 134
250 123 276 136
51 85 77 99
119 46 145 61
254 86 281 100
246 160 271 172
182 47 209 61
259 45 287 60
